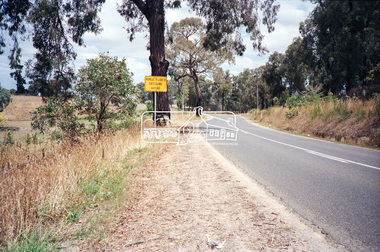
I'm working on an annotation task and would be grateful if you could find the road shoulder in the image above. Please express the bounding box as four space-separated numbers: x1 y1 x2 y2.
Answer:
99 142 336 251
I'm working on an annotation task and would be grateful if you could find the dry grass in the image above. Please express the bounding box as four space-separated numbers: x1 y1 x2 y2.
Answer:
0 124 149 249
3 95 43 121
246 97 380 148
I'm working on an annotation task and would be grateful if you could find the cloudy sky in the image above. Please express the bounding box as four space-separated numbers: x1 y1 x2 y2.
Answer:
0 0 316 90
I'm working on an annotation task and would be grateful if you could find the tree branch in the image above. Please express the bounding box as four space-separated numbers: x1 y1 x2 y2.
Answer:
131 0 148 17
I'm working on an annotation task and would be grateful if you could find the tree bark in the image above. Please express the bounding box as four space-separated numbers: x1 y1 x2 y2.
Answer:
146 0 170 122
193 75 202 116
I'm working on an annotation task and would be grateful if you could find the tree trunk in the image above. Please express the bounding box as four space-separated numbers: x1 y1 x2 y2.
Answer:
194 76 202 116
222 92 225 111
147 0 170 123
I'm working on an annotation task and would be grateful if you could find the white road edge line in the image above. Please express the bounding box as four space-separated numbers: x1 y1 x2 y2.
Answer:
239 129 380 171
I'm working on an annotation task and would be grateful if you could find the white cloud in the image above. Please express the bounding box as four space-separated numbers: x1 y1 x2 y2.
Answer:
261 0 315 54
222 0 315 75
223 56 268 71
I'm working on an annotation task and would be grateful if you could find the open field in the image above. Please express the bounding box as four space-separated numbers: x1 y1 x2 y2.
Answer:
1 95 43 142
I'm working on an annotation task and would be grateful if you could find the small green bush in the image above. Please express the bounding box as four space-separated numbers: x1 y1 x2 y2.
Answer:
0 86 11 112
146 100 153 111
355 106 367 121
4 131 15 145
284 108 299 119
332 101 350 120
309 103 322 119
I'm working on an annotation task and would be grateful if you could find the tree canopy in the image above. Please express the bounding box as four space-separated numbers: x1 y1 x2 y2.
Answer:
301 0 380 94
76 53 138 133
117 0 279 117
166 17 233 115
1 0 106 96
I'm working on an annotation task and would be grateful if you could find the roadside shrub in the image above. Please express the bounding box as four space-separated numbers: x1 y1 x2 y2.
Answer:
332 100 350 120
3 131 15 145
0 85 11 112
285 94 307 109
355 106 367 121
265 108 274 116
279 90 290 106
105 116 135 131
284 108 299 119
309 102 322 119
31 95 86 143
146 100 153 111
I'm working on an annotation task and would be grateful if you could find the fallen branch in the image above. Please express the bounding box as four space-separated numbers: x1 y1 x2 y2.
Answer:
123 236 161 248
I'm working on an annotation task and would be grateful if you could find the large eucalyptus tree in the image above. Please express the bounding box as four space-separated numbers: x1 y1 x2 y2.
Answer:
1 0 279 107
117 0 279 118
166 17 233 115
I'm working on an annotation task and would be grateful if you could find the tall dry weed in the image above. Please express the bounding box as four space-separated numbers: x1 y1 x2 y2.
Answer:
0 124 145 247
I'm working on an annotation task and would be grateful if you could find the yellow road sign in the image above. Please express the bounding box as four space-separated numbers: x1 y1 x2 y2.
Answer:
145 76 167 92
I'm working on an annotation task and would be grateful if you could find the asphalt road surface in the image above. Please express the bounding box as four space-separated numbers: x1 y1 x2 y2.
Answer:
203 114 380 251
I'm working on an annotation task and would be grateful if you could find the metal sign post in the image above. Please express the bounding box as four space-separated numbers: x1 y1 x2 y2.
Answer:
144 76 167 129
154 91 156 128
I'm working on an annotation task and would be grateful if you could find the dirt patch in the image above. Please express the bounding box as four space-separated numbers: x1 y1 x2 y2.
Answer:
97 142 335 251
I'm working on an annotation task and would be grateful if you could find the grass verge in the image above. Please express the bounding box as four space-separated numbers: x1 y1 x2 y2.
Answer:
245 96 380 148
0 123 162 251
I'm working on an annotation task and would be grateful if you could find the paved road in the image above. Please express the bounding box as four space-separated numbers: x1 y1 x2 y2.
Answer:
204 115 380 251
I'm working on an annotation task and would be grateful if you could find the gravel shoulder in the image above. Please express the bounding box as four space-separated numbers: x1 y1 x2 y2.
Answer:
99 141 336 251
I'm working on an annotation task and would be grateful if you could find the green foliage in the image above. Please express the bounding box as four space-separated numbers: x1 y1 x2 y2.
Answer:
146 100 153 112
105 117 135 131
2 0 105 97
309 103 322 120
285 95 307 109
262 52 286 100
366 63 380 86
301 1 380 93
284 108 299 119
119 0 279 55
279 90 290 106
6 229 58 252
50 130 63 142
9 43 27 94
136 82 149 103
355 107 367 121
0 85 11 112
4 132 15 145
286 84 324 110
31 95 86 142
273 97 279 106
332 101 350 121
176 93 183 110
260 1 380 98
213 69 234 111
167 17 233 109
76 53 138 133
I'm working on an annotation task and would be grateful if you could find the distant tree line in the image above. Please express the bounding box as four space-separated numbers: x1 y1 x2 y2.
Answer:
261 0 380 101
168 0 379 112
